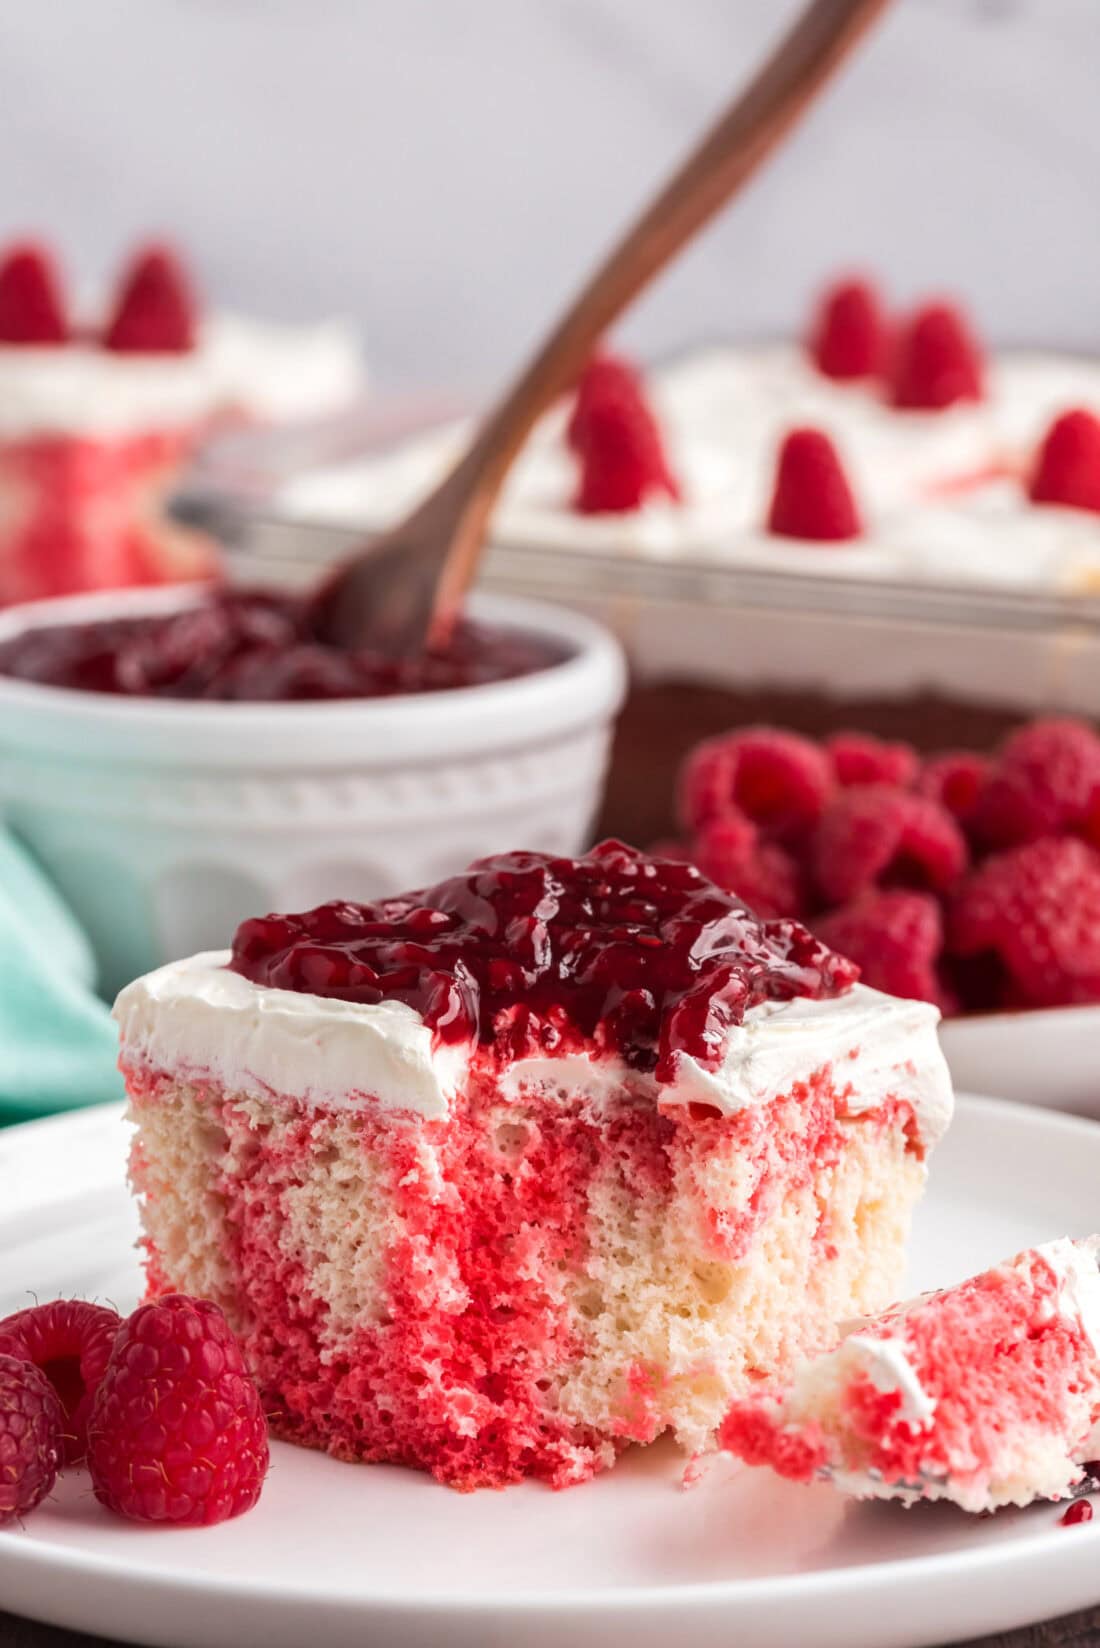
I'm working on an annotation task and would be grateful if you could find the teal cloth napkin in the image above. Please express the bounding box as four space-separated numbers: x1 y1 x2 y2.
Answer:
0 830 123 1125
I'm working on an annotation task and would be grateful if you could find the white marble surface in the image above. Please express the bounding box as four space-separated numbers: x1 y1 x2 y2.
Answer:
0 1 1096 392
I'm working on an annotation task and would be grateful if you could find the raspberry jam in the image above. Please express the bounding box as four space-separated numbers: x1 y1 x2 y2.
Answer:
0 589 570 701
229 841 858 1076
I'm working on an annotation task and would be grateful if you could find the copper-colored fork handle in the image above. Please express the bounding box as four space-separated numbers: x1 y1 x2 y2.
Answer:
431 0 891 628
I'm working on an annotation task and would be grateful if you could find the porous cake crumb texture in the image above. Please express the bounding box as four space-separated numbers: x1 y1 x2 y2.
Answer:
127 1062 924 1491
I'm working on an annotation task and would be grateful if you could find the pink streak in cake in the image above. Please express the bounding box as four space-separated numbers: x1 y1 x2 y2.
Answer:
721 1237 1100 1512
0 430 217 605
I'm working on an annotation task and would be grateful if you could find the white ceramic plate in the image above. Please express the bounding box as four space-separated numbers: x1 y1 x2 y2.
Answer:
1 1096 1099 1648
940 1006 1100 1119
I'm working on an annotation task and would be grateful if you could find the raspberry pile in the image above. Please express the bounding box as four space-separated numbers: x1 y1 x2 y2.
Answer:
0 1293 267 1529
0 240 196 353
669 716 1100 1014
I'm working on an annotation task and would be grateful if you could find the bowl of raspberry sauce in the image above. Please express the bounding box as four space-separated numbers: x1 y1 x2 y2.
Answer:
0 584 626 994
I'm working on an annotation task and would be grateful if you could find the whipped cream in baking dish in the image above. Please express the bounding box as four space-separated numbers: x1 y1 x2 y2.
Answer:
0 313 363 438
275 345 1100 592
113 952 953 1143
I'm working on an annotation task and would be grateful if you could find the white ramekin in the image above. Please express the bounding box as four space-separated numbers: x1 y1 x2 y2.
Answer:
0 586 626 996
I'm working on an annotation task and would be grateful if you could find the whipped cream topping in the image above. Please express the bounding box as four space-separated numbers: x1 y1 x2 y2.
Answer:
0 313 363 438
1038 1234 1100 1354
662 988 952 1143
276 345 1100 594
114 952 952 1142
114 951 469 1117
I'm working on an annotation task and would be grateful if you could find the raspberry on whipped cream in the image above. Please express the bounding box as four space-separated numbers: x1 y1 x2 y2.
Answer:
887 300 985 412
1029 408 1100 514
103 245 196 355
115 841 952 1491
721 1237 1100 1512
766 427 863 542
0 242 67 345
807 276 885 381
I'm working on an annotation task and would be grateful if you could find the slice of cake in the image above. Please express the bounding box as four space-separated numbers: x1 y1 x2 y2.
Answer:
114 841 953 1491
0 239 363 605
721 1237 1100 1512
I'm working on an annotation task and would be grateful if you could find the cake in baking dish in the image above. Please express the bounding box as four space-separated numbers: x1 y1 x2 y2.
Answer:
276 275 1100 596
114 841 953 1491
721 1236 1100 1512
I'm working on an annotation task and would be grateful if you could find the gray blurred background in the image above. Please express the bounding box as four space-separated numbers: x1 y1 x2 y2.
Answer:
0 0 1094 394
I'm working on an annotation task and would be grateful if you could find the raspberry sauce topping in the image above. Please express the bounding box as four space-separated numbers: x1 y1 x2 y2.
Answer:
229 841 858 1078
0 589 569 700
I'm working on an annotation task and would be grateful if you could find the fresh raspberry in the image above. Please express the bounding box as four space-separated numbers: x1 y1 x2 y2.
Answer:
949 837 1100 1008
807 276 886 380
102 244 196 353
815 889 944 1005
1028 409 1100 514
887 300 984 410
567 353 643 450
88 1294 268 1526
917 750 993 829
691 814 803 919
0 1354 65 1524
689 802 758 860
765 428 862 541
677 738 734 832
677 727 833 843
0 242 67 345
826 731 918 789
812 783 968 904
0 1300 120 1464
971 718 1100 848
571 356 680 512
